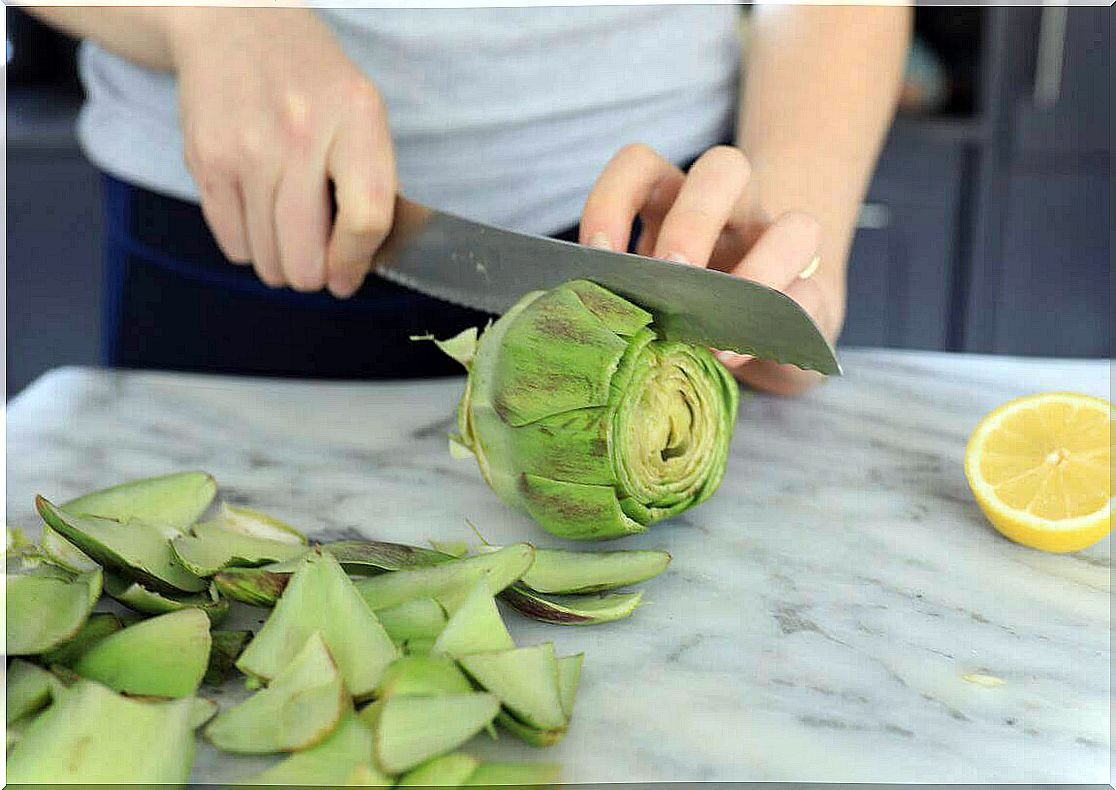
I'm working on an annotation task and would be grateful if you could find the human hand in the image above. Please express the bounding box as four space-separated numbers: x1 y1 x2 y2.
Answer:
579 144 844 396
169 8 395 297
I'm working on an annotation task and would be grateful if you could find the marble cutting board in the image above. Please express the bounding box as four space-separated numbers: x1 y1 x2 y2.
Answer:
5 349 1110 783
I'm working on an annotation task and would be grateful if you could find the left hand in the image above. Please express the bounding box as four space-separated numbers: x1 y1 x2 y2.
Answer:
579 144 844 396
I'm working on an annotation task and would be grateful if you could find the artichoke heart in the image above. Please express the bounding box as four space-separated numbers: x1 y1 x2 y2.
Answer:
450 279 739 540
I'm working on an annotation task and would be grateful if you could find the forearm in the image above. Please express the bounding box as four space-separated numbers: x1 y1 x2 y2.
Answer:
737 4 912 332
20 7 314 73
19 7 189 71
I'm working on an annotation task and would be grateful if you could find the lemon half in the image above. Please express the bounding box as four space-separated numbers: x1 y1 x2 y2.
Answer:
964 392 1113 553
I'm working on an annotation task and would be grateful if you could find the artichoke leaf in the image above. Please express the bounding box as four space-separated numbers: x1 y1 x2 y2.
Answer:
36 496 206 593
245 708 391 786
72 609 211 698
6 568 102 655
41 612 124 667
354 543 533 612
205 632 346 754
458 643 566 731
6 680 195 784
236 549 397 698
211 501 307 545
171 520 304 577
374 655 473 699
499 585 643 626
61 470 216 535
364 692 499 775
398 752 480 787
104 573 230 624
430 581 514 658
515 546 670 593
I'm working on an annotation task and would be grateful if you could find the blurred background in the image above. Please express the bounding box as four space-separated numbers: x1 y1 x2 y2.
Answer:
6 6 1111 398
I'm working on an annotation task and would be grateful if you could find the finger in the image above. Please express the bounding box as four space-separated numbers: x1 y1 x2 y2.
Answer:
580 144 683 252
717 268 831 377
272 94 331 292
730 210 822 291
714 349 754 369
325 103 396 299
241 163 285 288
197 175 251 264
650 146 751 267
633 175 684 257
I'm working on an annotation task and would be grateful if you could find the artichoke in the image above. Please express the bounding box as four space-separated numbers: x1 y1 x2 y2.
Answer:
438 280 739 540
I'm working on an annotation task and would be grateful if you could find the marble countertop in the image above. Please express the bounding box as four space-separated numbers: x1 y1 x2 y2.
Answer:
6 349 1110 784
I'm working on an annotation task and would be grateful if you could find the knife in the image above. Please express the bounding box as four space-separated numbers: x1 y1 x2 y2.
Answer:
372 197 841 375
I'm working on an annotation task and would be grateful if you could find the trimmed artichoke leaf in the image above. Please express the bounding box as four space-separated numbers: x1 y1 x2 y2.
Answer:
414 326 480 369
500 585 643 626
73 608 211 698
458 643 566 731
430 581 514 658
213 564 292 606
42 612 124 667
190 697 220 729
403 637 437 656
557 653 584 719
213 502 307 545
204 629 252 686
464 761 562 787
171 521 305 577
516 547 671 594
354 543 534 612
429 538 469 557
375 655 473 699
366 692 500 775
206 632 345 754
210 539 456 607
7 659 65 724
61 470 217 535
236 549 397 698
6 568 101 655
36 496 207 593
326 538 456 573
41 524 100 573
397 752 480 787
495 709 567 747
104 573 230 624
377 597 448 644
6 680 195 784
5 525 44 565
245 708 391 786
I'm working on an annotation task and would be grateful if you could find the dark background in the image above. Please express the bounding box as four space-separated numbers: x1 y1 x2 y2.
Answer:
6 7 1111 398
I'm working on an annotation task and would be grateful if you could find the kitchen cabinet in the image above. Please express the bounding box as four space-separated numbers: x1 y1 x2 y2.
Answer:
841 139 963 351
965 7 1111 357
845 7 1110 358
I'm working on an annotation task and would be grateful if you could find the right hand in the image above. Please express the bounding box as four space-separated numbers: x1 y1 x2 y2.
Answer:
168 8 396 297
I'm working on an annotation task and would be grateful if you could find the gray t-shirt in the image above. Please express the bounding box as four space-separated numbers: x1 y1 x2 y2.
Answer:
78 5 740 234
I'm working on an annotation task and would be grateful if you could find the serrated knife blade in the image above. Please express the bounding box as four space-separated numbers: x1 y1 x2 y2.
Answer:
373 197 841 375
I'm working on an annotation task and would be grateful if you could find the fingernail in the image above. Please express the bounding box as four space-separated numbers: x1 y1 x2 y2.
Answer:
589 232 612 251
798 255 821 280
715 350 753 367
329 275 358 299
667 252 692 266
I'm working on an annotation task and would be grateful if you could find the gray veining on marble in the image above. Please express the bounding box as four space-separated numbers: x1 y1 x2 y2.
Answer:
5 349 1110 783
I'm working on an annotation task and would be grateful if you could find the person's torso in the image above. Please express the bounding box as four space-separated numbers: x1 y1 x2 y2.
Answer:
78 5 741 234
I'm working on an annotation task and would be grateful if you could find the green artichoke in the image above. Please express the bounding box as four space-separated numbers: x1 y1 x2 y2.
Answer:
437 280 739 540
